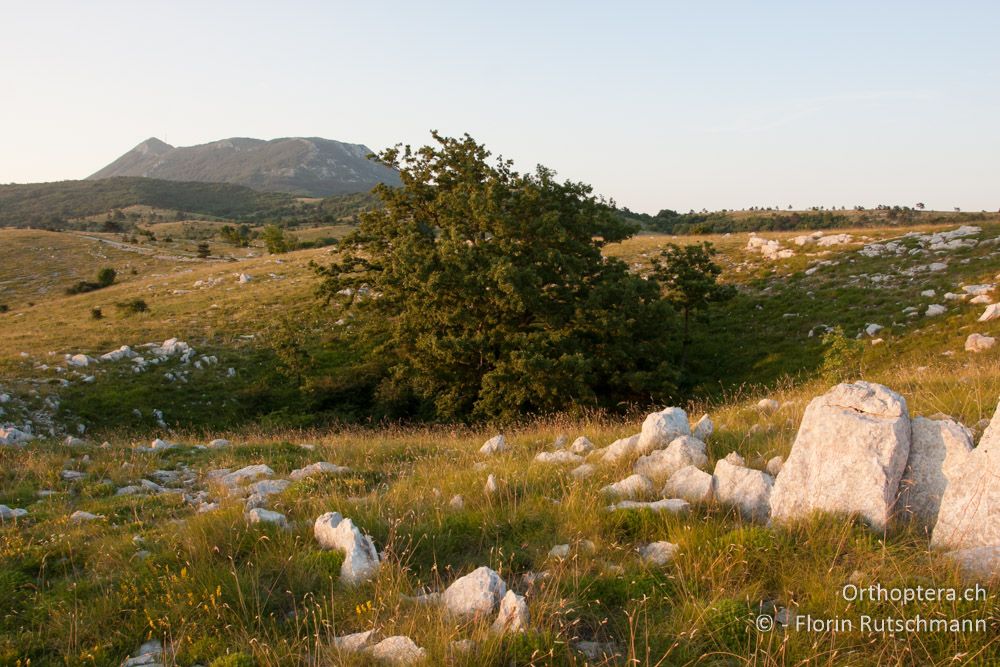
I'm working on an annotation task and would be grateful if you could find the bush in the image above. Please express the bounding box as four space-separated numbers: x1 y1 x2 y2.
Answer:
0 304 7 313
66 267 117 294
116 298 149 315
90 307 103 320
820 326 865 381
208 653 254 667
96 267 116 287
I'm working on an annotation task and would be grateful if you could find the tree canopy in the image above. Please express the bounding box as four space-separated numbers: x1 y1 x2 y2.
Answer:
315 132 679 421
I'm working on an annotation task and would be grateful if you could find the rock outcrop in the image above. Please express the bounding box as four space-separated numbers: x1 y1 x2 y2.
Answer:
636 408 690 454
442 566 506 618
898 417 974 531
314 512 381 585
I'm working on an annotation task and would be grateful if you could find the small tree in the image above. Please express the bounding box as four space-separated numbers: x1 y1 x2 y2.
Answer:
652 242 735 365
196 242 211 259
96 267 117 288
262 225 296 254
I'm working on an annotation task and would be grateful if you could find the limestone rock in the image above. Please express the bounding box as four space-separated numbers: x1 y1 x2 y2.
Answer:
334 630 375 652
931 402 1000 553
207 438 230 448
548 544 570 558
638 541 679 565
492 590 529 633
965 334 996 353
569 436 595 455
534 450 583 465
898 417 974 531
69 510 103 522
633 436 707 483
442 566 506 617
978 303 1000 322
606 498 690 513
713 457 774 522
637 408 690 454
480 434 506 455
691 414 714 441
765 456 784 477
314 512 381 585
600 434 640 463
600 474 654 500
662 465 714 503
0 505 28 521
122 639 164 667
289 462 350 481
570 463 596 479
246 508 287 527
449 494 464 510
368 636 426 665
769 382 911 530
945 546 1000 579
484 474 498 495
757 398 780 413
220 464 274 488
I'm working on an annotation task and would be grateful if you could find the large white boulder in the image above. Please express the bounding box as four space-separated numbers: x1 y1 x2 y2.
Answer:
568 436 595 455
480 434 507 455
633 436 707 483
638 541 679 565
713 455 774 522
662 465 714 503
931 402 1000 560
220 464 274 488
636 408 690 454
898 417 974 531
978 304 1000 322
492 590 529 633
600 474 654 500
534 450 583 465
442 566 507 617
314 512 381 585
606 498 690 513
769 382 911 531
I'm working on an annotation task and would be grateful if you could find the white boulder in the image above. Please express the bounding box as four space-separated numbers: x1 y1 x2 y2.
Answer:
480 434 506 455
492 590 529 633
246 508 287 527
637 408 690 454
442 566 506 617
600 434 640 463
633 436 707 483
220 464 274 488
691 414 713 441
965 334 996 353
314 512 381 585
368 636 426 665
638 541 679 565
978 304 1000 322
534 450 583 465
769 382 910 531
289 462 350 481
600 474 654 500
757 398 780 413
898 417 974 531
606 498 690 513
0 505 28 521
569 436 595 455
662 465 714 503
713 456 774 522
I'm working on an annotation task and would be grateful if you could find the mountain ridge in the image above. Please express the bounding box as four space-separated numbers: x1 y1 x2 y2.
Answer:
88 135 401 197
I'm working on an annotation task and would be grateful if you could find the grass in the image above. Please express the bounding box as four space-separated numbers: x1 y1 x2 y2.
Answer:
1 222 999 664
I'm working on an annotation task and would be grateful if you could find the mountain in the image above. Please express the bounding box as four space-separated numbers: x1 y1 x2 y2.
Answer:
88 136 401 197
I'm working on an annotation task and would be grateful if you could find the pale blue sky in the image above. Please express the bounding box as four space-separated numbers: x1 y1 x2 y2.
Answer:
1 1 997 213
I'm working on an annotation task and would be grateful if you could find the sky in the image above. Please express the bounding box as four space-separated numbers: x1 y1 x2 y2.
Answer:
1 0 997 214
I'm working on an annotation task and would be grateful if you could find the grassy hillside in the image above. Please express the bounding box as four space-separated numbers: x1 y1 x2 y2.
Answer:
1 222 998 665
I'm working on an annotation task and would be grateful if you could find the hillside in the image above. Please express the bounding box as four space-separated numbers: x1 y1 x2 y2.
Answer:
89 136 402 197
1 222 998 665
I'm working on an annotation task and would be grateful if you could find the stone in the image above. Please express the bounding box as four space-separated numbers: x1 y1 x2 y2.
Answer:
965 334 996 353
0 505 28 521
442 566 506 617
713 457 774 522
69 510 102 522
289 462 349 481
765 455 784 477
334 630 375 652
978 304 1000 322
0 426 33 446
865 323 883 337
757 398 780 413
569 436 595 455
769 382 911 531
534 450 583 465
314 512 381 585
207 438 230 448
449 494 464 510
61 470 85 481
574 641 619 661
662 465 714 503
246 508 287 527
553 434 569 449
970 294 992 304
570 463 596 479
691 414 713 441
450 639 476 654
638 541 679 565
637 408 690 454
931 402 1000 554
920 289 937 298
64 436 85 447
484 474 498 495
149 438 174 451
633 436 708 483
492 590 529 633
600 434 640 463
367 636 426 665
925 304 946 317
898 417 974 531
548 544 571 558
945 546 1000 579
600 474 654 500
122 639 164 667
480 434 506 455
238 272 253 284
220 464 274 487
606 498 690 513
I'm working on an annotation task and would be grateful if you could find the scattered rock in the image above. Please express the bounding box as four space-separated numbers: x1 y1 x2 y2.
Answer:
548 544 571 559
534 450 583 465
314 512 381 585
484 474 498 495
691 414 713 441
334 630 375 652
925 304 946 317
122 639 164 667
492 590 529 633
765 455 784 477
449 494 464 510
600 434 640 463
569 436 594 455
637 408 690 454
480 434 506 455
574 641 619 661
965 334 996 353
757 398 780 413
638 541 679 565
606 498 690 513
713 456 774 522
367 636 426 665
220 464 274 488
289 462 350 481
69 510 103 523
978 304 1000 322
770 382 910 531
207 438 230 449
633 436 707 483
570 463 596 479
662 465 713 503
246 508 287 527
0 505 28 521
600 474 654 500
442 566 507 617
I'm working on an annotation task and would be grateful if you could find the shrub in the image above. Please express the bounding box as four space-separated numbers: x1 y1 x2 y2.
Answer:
0 304 7 313
208 653 254 667
820 326 865 381
116 298 149 315
90 307 103 320
96 267 116 287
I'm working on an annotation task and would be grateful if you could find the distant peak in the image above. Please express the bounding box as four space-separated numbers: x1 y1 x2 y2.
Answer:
134 137 173 155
